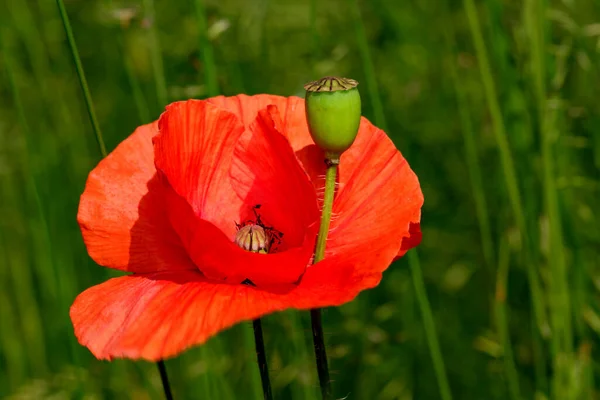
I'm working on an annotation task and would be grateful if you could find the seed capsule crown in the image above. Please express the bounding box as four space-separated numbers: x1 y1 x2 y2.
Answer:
304 76 361 157
304 76 358 92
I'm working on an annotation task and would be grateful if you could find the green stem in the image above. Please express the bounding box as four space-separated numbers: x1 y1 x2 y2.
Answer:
496 237 522 400
407 251 453 400
55 0 107 158
314 162 337 263
310 160 337 400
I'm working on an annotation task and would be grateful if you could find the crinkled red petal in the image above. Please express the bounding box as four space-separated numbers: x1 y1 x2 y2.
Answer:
70 251 379 361
154 100 246 238
207 95 423 262
77 122 194 273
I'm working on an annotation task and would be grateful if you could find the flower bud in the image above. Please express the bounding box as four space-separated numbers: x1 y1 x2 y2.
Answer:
304 76 361 158
235 224 269 254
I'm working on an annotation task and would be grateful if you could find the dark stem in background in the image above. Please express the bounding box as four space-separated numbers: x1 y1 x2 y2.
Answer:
239 261 273 397
157 360 174 400
55 1 174 399
310 308 330 399
252 319 273 400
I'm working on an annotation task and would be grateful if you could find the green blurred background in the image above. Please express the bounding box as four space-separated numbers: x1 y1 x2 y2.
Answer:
1 0 599 398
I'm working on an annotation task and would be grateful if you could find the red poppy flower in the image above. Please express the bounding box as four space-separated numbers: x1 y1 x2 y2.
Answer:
71 95 423 361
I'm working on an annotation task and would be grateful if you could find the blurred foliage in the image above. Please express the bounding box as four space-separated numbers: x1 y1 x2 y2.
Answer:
1 0 600 399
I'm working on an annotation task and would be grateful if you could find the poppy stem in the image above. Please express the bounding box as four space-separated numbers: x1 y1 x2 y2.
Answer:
310 308 330 399
252 318 273 400
157 360 173 400
310 159 338 399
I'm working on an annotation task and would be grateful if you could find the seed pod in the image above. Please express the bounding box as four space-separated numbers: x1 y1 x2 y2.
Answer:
304 76 361 159
235 224 269 254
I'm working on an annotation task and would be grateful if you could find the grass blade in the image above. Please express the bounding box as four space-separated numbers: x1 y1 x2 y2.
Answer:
143 0 168 108
348 2 452 399
194 0 219 97
496 236 522 400
55 0 107 158
461 1 549 393
524 0 573 396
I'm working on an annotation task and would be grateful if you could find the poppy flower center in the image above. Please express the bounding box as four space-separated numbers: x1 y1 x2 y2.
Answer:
235 225 269 254
234 204 284 255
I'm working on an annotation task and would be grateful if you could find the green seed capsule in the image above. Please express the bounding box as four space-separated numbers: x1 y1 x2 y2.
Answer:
304 76 361 159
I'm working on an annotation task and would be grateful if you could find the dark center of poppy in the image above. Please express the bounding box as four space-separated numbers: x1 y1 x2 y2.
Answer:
234 205 285 286
234 204 284 253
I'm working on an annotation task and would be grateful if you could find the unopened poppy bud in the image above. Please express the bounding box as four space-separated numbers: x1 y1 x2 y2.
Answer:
304 76 361 159
235 224 269 254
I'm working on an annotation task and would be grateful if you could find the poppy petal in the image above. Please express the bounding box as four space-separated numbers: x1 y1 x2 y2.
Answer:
207 95 308 143
208 95 327 199
154 100 246 238
185 216 317 286
70 257 372 361
398 221 422 258
206 94 313 166
207 94 422 262
181 106 320 286
77 123 194 273
230 106 319 247
326 119 423 275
